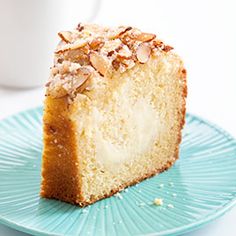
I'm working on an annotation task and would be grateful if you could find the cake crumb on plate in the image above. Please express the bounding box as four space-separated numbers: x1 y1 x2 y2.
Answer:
153 198 163 206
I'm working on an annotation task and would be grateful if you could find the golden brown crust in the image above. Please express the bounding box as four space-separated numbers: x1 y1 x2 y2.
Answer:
40 96 83 203
176 67 187 147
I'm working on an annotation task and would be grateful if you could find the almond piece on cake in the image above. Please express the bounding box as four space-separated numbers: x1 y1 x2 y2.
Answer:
41 23 187 206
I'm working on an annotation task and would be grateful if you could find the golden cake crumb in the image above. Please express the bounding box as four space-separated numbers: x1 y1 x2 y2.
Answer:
153 198 163 206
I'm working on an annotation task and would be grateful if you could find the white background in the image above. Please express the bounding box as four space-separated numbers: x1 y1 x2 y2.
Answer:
0 0 236 235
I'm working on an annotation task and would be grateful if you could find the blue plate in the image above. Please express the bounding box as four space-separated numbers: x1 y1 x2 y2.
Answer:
0 107 236 236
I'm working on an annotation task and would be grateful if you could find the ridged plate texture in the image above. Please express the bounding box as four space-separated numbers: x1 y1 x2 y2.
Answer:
0 107 236 236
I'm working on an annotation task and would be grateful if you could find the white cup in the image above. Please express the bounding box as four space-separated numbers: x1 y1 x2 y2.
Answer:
0 0 98 88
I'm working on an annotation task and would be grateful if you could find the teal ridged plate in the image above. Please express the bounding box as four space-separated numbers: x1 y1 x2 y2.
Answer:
0 107 236 236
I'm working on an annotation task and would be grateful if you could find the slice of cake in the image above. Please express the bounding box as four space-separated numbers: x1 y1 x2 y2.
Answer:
41 23 187 206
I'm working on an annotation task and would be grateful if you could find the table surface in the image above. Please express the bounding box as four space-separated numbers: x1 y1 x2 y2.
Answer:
0 0 236 235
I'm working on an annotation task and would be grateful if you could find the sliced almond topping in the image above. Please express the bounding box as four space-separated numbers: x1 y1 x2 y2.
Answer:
55 39 87 54
49 24 172 98
163 45 174 52
58 31 73 43
64 49 90 66
116 45 132 59
89 52 109 76
70 39 88 50
121 59 135 69
112 59 121 70
79 24 107 37
117 26 133 37
75 66 95 92
121 34 131 45
89 37 105 50
136 43 151 64
55 45 70 54
72 68 90 90
108 26 132 39
101 39 122 55
78 65 95 75
132 32 156 42
71 76 88 91
76 77 91 93
153 40 164 49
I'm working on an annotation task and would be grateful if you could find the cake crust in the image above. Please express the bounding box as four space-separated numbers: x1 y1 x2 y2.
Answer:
41 96 83 204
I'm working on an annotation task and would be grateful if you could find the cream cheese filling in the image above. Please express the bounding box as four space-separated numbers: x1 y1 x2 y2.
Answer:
93 98 161 167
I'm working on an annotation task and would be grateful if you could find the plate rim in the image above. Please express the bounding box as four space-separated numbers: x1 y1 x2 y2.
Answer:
0 106 236 236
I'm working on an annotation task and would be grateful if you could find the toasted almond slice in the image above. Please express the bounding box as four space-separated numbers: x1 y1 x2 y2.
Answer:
108 26 132 39
70 39 87 50
72 70 90 90
64 49 90 66
81 23 106 36
136 43 151 63
58 31 73 43
75 66 95 92
117 26 133 37
163 45 174 52
55 39 87 54
89 37 105 50
78 65 95 75
89 52 109 76
131 32 156 42
121 34 131 45
112 55 134 71
76 77 91 93
55 44 70 54
72 77 88 91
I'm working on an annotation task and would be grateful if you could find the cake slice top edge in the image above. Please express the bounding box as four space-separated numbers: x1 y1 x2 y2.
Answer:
45 23 178 101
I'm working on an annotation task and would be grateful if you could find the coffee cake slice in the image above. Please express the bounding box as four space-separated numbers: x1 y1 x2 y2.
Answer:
41 23 187 206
